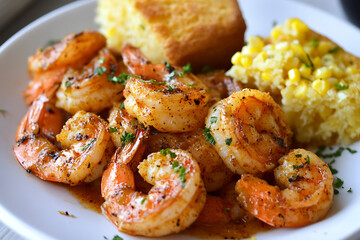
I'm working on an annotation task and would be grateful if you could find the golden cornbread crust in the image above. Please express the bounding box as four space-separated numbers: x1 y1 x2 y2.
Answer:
97 0 246 71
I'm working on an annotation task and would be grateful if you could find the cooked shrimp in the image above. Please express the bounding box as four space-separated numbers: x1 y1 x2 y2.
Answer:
101 147 206 237
145 129 233 192
13 95 113 185
122 44 210 132
24 31 106 105
197 181 246 224
55 48 124 114
235 149 334 228
206 89 293 175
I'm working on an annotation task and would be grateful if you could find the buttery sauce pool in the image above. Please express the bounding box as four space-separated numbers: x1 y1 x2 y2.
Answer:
67 180 272 239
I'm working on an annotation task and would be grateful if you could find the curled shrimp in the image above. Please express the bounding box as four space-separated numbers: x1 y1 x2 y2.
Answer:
101 146 207 237
122 44 210 132
13 95 113 185
206 89 293 175
145 129 233 192
235 149 334 228
55 49 124 114
24 31 106 105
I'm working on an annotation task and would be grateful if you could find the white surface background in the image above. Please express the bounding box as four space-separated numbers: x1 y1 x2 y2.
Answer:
0 0 357 239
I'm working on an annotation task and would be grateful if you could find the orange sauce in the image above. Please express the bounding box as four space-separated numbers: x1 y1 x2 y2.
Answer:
67 179 104 214
67 180 272 238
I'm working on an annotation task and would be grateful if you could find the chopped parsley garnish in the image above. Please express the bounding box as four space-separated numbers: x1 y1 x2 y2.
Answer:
167 71 184 80
109 127 117 133
310 38 319 48
292 165 303 170
139 24 145 30
141 197 147 205
225 138 232 146
301 75 313 82
210 116 217 124
187 83 197 87
94 66 106 76
334 189 339 195
328 46 340 54
160 148 177 158
183 63 192 74
118 102 125 109
288 174 298 182
201 65 212 73
298 53 314 69
346 147 357 154
81 138 96 151
203 127 216 145
65 80 71 88
334 177 344 188
165 62 174 72
141 79 166 85
348 188 352 193
295 154 302 158
225 207 231 212
167 85 174 92
306 155 310 165
171 160 186 187
108 73 130 85
335 83 349 91
0 109 6 116
112 236 123 240
120 132 135 144
315 146 346 159
327 159 338 175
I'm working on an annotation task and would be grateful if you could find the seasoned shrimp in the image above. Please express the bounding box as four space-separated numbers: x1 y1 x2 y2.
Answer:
236 149 334 228
13 95 113 185
145 129 233 192
101 147 206 237
55 49 124 114
206 89 293 175
122 44 210 132
24 31 106 105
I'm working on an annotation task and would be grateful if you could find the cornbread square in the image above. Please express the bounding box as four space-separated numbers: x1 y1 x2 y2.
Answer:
227 18 360 146
96 0 246 70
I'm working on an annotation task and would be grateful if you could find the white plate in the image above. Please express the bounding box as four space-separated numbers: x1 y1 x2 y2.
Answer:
0 0 360 239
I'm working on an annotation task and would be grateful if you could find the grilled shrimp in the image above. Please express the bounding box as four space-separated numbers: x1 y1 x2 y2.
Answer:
55 49 124 114
24 31 106 104
13 95 113 185
101 146 206 237
145 129 233 192
236 149 334 228
206 89 293 175
122 44 210 132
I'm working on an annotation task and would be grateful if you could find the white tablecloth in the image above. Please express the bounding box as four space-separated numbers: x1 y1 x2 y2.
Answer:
0 0 355 239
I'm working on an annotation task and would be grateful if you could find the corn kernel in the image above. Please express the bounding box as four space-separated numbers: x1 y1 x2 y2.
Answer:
329 64 344 78
248 36 264 53
313 57 322 68
312 79 330 96
291 43 306 58
286 18 309 32
275 42 290 51
299 64 312 78
261 70 273 82
314 67 332 79
294 81 308 98
231 52 242 65
284 58 299 71
346 66 358 74
288 68 300 82
107 27 116 37
271 27 282 40
317 41 332 55
241 55 253 68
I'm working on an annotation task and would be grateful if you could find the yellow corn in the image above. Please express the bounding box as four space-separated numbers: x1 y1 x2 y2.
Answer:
312 79 330 96
346 66 358 74
295 81 308 98
299 64 312 78
288 68 300 82
271 27 282 40
261 70 272 82
314 67 332 79
107 27 116 37
313 57 322 68
248 36 264 53
231 52 242 65
317 41 332 55
329 64 344 78
291 43 306 58
241 55 253 68
286 18 309 34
